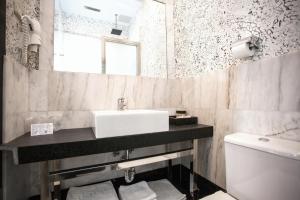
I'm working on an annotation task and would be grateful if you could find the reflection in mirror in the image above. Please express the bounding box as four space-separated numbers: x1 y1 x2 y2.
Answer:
54 0 167 77
102 37 140 76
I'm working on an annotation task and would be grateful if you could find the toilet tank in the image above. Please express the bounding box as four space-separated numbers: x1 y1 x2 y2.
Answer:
224 133 300 200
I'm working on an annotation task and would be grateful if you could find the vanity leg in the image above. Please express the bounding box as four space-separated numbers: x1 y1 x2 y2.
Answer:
53 181 61 200
40 161 51 200
190 140 199 200
51 160 62 200
167 160 173 181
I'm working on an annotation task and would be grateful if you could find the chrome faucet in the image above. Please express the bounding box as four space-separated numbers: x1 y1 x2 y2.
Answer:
118 97 127 111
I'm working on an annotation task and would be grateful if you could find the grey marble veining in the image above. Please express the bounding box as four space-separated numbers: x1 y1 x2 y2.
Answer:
233 110 300 141
3 55 29 143
229 55 282 111
279 52 300 111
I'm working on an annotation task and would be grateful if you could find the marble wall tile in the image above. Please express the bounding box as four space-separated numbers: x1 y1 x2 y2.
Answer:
25 111 92 132
232 110 300 141
24 111 48 132
190 108 215 180
104 75 127 109
230 56 281 111
78 74 109 110
3 55 29 143
122 75 138 109
152 78 169 108
181 78 195 109
47 111 91 131
3 113 28 143
279 51 300 111
134 76 156 109
195 138 213 180
167 78 182 108
216 69 230 109
48 71 76 111
188 108 216 126
29 70 48 111
48 72 95 111
7 69 173 142
3 55 29 115
195 73 218 109
210 109 233 188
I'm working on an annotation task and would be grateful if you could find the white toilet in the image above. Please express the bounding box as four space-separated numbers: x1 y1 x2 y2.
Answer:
202 133 300 200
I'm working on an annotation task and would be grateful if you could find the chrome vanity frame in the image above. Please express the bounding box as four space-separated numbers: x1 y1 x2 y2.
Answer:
40 141 199 200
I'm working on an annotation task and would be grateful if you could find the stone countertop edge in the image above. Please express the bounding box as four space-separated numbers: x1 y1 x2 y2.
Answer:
0 124 213 164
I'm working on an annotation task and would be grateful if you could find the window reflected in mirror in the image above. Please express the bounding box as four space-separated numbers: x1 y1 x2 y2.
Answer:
103 38 140 76
53 0 167 77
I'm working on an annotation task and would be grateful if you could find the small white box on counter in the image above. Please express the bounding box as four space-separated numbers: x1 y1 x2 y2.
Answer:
31 123 54 136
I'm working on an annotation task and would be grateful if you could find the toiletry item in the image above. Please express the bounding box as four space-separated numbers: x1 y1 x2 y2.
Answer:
148 179 186 200
169 116 198 126
31 123 53 136
66 181 119 200
119 181 157 200
176 109 187 118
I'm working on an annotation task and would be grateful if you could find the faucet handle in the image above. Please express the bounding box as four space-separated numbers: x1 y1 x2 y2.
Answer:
118 97 125 103
118 97 127 110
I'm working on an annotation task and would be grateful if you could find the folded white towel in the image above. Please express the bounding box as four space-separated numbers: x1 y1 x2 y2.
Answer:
66 181 119 200
119 181 157 200
148 179 186 200
199 191 236 200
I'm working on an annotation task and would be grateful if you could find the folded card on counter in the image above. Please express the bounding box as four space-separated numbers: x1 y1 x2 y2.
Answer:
31 123 54 136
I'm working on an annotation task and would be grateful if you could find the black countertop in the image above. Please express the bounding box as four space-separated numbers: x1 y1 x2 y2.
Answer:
0 124 213 164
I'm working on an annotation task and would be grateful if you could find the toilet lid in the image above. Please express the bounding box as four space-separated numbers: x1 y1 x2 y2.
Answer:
225 133 300 161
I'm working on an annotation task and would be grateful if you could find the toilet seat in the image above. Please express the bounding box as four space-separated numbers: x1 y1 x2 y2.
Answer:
199 191 236 200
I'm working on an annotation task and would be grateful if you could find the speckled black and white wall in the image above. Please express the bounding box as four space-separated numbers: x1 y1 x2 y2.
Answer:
173 0 300 77
129 0 167 77
54 11 130 38
6 0 40 69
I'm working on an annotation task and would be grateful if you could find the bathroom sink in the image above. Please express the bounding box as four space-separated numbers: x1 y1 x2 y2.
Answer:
92 110 169 138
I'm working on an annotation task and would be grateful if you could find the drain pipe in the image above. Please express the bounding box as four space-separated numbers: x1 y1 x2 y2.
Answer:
123 150 135 183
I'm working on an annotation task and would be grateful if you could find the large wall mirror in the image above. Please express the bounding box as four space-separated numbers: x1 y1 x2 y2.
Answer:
54 0 167 77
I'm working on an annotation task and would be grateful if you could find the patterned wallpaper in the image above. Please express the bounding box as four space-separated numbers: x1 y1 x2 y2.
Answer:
54 11 130 38
6 0 40 69
129 0 167 77
173 0 300 77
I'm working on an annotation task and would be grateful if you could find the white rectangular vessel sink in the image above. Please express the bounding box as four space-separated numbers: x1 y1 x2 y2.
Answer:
92 110 169 139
